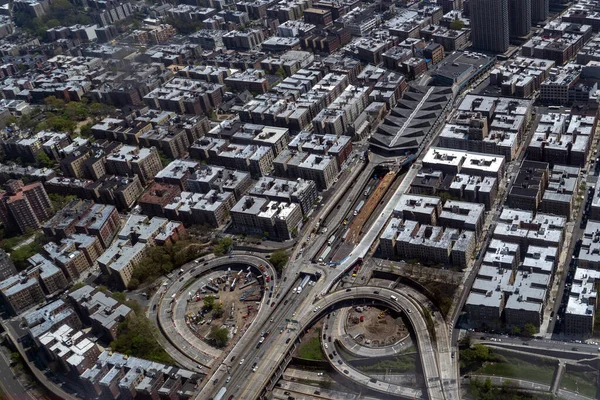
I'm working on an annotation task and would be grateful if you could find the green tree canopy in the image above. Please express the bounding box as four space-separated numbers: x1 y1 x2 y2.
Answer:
449 19 465 30
208 326 229 348
111 314 173 364
523 323 537 337
36 151 55 169
270 250 289 273
203 295 215 311
212 302 224 318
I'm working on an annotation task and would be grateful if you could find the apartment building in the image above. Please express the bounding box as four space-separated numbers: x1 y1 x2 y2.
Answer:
0 180 52 234
105 145 163 185
230 196 303 240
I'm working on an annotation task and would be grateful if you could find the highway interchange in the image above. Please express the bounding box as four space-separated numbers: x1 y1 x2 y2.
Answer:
147 115 464 400
145 71 599 400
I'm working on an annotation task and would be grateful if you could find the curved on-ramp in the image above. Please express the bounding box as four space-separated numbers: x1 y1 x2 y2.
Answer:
237 286 451 400
156 255 277 369
329 307 413 359
320 307 423 399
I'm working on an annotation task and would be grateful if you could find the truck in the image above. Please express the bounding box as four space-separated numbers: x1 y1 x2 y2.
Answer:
214 387 227 400
230 278 237 291
205 285 219 293
299 275 310 291
354 200 365 216
327 235 336 246
342 230 349 240
327 235 335 246
318 246 332 263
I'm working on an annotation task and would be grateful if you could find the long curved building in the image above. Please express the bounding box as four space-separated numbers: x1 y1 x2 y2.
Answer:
370 85 453 156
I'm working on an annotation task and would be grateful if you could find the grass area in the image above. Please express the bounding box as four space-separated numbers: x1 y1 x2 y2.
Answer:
474 354 556 385
296 335 325 361
0 233 31 252
466 378 556 400
354 353 417 374
560 370 598 398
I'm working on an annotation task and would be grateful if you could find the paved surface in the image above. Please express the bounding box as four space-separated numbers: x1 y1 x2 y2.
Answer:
472 334 600 358
236 286 453 400
0 348 35 400
466 375 595 400
151 254 277 370
2 322 78 400
326 307 413 359
320 310 423 399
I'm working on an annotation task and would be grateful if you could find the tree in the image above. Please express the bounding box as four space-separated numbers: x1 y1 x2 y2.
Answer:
80 122 93 138
36 152 55 169
449 19 465 30
89 102 115 118
523 323 537 337
275 66 286 79
510 326 521 336
111 291 127 304
111 314 174 364
157 150 171 168
212 303 224 318
212 237 233 256
44 96 65 111
69 282 86 293
270 249 289 273
203 295 215 311
64 101 89 121
208 326 229 348
49 193 77 211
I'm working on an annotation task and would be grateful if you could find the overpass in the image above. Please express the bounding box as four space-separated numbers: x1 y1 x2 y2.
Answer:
320 302 423 399
237 286 451 400
155 255 276 369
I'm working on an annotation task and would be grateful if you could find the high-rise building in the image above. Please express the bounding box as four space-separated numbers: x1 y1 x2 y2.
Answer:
438 0 463 13
531 0 548 23
509 0 532 37
0 180 52 234
470 0 509 53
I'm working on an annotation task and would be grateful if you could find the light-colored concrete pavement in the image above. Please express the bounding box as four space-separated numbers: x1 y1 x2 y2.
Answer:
151 254 277 370
326 307 413 359
237 286 452 400
320 312 424 399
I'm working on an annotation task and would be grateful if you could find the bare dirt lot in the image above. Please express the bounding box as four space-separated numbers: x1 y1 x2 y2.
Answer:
345 306 408 347
184 271 263 341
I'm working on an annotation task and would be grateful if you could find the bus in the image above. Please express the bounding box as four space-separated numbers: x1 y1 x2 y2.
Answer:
214 387 227 400
354 200 365 216
328 235 336 246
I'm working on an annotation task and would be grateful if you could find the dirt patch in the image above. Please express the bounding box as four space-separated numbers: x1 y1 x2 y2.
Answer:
184 270 263 342
345 306 408 347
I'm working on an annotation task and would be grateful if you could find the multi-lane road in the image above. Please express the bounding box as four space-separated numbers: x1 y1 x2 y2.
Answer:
231 286 457 400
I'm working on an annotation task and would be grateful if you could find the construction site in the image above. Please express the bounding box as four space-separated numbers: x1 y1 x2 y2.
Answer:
184 269 264 345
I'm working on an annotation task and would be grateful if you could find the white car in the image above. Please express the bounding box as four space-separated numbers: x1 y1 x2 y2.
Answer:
252 366 257 372
324 343 328 349
239 359 245 365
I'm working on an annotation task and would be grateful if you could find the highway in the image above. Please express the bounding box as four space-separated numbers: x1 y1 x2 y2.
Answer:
326 307 413 358
150 254 278 371
237 286 452 400
198 274 317 399
320 309 424 399
0 347 35 400
473 334 600 358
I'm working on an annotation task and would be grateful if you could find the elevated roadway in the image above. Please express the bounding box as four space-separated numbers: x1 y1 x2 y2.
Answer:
154 255 276 369
237 286 451 400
